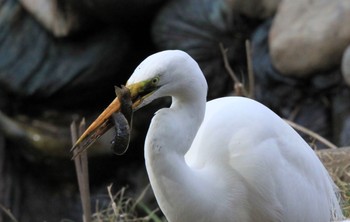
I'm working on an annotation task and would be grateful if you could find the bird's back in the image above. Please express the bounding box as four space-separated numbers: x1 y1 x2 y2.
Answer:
185 96 344 222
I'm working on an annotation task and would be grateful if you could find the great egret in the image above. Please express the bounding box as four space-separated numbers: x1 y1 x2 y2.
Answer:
72 50 345 222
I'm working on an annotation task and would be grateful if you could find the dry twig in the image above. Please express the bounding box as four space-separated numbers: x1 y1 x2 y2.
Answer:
245 40 255 98
219 43 248 97
71 119 92 222
0 204 18 222
284 119 338 150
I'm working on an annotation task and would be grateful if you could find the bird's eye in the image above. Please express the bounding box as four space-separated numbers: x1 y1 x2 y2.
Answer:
151 76 160 85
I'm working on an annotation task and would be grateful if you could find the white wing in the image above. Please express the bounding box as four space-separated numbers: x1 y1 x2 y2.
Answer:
186 97 343 222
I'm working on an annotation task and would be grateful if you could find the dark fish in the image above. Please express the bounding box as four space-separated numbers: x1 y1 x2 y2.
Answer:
111 85 133 155
71 85 132 159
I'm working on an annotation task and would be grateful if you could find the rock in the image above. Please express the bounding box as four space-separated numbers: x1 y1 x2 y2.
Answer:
251 19 300 86
19 0 166 37
0 0 130 109
19 0 81 37
342 45 350 86
269 0 350 77
227 0 280 19
332 90 350 147
251 20 343 148
71 0 166 26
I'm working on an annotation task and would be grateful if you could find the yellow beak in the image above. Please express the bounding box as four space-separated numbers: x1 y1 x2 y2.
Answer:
70 82 147 157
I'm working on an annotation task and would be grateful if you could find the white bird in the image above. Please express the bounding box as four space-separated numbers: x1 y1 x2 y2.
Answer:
73 50 345 222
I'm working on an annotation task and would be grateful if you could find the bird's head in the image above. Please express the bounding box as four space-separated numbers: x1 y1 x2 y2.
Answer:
126 50 202 110
71 50 206 156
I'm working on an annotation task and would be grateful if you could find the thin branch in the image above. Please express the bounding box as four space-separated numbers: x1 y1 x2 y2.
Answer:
107 184 120 218
71 119 91 222
219 43 248 97
131 184 151 210
219 43 240 83
0 204 18 222
245 40 255 99
284 119 338 150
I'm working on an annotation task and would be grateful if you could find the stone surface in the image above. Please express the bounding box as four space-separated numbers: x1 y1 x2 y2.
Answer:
19 0 166 37
332 90 350 147
19 0 80 37
342 45 350 86
269 0 350 77
252 19 345 148
0 0 130 109
228 0 280 18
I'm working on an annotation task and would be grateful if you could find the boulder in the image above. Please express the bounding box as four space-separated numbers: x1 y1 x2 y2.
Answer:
19 0 166 37
19 0 81 37
227 0 280 19
269 0 350 77
341 45 350 86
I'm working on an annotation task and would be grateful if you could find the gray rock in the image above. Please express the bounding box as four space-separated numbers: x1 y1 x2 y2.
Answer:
332 90 350 147
0 0 130 107
228 0 280 19
19 0 166 37
270 0 350 77
19 0 80 37
341 45 350 86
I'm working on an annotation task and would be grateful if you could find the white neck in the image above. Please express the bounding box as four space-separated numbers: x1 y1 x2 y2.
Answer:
144 85 216 221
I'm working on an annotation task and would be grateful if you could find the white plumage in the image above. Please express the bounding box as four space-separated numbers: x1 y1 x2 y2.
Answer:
125 50 345 222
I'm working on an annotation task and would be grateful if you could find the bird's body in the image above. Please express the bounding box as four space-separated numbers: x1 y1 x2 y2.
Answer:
74 50 345 221
146 96 343 222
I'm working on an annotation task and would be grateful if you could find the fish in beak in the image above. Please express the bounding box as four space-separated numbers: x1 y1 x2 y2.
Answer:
70 78 159 158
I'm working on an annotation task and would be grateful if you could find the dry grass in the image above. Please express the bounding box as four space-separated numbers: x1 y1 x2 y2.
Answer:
88 179 350 221
337 180 350 217
71 119 164 222
91 185 164 222
316 147 350 217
